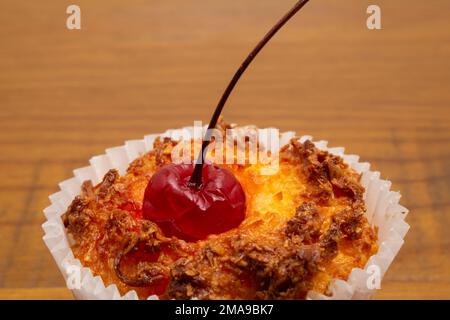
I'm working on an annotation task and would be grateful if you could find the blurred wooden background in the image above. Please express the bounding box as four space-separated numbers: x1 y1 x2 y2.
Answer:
0 0 449 299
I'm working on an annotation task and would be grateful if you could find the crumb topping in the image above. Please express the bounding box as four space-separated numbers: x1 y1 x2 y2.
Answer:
62 132 377 299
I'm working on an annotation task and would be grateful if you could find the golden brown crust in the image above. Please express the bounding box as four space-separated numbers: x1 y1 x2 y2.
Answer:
62 134 377 299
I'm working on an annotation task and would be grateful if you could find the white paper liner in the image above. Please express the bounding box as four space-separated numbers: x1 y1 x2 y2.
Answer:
42 126 409 300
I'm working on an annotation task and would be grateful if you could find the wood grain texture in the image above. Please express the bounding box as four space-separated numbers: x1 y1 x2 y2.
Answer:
0 0 449 299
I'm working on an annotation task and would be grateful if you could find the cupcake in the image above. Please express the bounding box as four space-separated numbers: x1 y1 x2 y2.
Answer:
42 0 409 300
42 122 408 299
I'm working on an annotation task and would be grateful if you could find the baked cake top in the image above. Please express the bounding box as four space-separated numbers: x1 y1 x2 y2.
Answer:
63 127 377 300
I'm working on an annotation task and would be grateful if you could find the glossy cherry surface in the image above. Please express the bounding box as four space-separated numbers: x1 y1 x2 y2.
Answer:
142 164 246 241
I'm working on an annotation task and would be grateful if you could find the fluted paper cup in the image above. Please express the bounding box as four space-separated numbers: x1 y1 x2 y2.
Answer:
42 125 409 300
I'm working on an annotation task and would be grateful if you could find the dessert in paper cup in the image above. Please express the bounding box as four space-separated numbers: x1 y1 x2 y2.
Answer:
42 0 409 300
42 123 409 300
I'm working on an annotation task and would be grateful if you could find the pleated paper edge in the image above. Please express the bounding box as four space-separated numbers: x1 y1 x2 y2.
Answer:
41 126 409 300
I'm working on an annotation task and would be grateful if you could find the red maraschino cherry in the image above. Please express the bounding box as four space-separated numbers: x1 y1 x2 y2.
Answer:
142 0 311 241
143 164 245 241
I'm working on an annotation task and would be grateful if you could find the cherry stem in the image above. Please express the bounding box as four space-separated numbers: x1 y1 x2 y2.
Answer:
189 0 311 188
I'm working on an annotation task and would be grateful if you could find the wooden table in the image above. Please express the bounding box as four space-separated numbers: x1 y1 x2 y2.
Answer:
0 0 449 300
